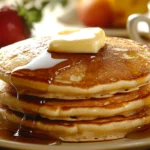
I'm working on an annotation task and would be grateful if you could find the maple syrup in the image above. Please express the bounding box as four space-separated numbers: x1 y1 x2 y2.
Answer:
127 124 150 139
11 51 97 86
0 111 60 145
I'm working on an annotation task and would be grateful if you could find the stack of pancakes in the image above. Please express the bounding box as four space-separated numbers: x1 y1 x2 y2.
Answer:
0 36 150 142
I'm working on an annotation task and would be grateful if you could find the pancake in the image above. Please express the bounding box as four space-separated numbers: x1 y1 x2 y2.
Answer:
0 80 150 120
1 105 150 142
0 34 150 143
0 37 150 99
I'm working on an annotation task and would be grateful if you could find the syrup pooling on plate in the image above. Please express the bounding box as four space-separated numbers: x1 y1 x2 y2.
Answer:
127 124 150 139
0 103 61 144
0 109 60 145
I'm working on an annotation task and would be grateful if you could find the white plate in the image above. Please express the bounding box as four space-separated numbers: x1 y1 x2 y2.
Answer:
0 135 150 150
103 28 128 37
104 22 149 37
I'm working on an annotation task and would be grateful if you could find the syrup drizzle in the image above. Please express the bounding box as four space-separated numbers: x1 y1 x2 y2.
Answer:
11 51 96 85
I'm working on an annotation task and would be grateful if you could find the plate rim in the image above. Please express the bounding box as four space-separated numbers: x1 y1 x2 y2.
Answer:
0 136 150 150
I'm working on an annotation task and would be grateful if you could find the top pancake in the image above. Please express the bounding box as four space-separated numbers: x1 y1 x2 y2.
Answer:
0 37 150 99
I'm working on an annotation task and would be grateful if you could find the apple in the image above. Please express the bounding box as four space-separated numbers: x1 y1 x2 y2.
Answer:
77 0 114 28
77 0 149 28
0 6 30 48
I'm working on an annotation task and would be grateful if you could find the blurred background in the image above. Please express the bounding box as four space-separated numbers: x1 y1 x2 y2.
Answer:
0 0 149 47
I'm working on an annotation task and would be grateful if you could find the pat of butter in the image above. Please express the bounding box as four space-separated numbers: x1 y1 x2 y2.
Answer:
49 28 106 53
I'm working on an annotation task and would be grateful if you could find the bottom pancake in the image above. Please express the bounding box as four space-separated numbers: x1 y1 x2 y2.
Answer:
1 105 150 142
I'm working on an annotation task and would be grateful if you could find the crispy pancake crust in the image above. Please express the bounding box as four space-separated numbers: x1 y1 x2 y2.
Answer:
0 37 150 99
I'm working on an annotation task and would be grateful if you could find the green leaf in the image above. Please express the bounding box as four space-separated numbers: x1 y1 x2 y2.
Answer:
16 0 68 29
26 8 42 23
23 0 32 5
47 0 68 10
60 0 68 7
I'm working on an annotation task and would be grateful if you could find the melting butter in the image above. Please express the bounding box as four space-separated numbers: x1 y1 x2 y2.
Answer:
49 28 106 53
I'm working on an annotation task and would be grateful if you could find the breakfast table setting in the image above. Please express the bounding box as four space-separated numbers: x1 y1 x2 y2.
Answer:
0 0 150 150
